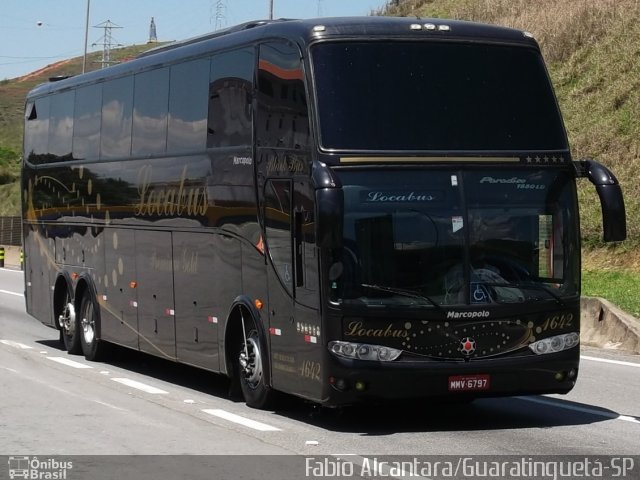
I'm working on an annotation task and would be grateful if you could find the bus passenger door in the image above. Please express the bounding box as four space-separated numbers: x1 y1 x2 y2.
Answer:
263 178 322 400
263 179 297 392
257 40 322 401
135 231 176 360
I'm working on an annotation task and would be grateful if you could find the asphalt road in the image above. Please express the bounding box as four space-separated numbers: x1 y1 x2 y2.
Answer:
0 266 639 478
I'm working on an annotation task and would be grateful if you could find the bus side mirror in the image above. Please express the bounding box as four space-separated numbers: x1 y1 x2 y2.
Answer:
315 188 343 249
575 159 627 242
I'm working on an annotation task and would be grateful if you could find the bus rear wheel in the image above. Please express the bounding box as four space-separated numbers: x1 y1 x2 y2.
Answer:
59 294 81 354
79 292 105 361
237 321 273 409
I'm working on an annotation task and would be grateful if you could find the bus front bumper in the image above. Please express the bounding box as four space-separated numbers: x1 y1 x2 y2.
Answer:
323 348 579 406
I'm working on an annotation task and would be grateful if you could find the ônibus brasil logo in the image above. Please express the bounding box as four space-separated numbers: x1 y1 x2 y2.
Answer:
8 456 73 479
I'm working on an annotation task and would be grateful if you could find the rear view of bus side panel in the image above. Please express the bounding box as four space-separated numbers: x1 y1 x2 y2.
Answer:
23 223 55 327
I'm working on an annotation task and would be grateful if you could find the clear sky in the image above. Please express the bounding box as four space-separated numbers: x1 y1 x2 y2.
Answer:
0 0 388 80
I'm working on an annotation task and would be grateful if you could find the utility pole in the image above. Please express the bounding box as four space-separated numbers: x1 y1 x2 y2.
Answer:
269 0 274 20
92 20 123 69
82 0 90 73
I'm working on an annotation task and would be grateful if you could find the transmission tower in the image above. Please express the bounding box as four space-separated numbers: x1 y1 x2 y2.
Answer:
148 17 158 43
92 20 123 69
211 0 226 31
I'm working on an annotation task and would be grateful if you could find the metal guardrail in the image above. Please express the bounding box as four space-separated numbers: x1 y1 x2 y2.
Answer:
0 216 21 246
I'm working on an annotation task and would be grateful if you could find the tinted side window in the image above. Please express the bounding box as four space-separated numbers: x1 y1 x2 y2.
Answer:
48 91 74 161
133 68 169 156
101 76 134 159
257 42 310 149
73 83 102 160
264 179 293 295
168 58 209 152
24 96 50 164
208 48 254 147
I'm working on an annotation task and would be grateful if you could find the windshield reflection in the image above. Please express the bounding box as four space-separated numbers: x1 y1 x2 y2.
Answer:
330 169 579 308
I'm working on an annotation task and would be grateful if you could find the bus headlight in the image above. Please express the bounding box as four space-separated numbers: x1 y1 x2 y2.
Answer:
329 341 402 361
529 332 579 355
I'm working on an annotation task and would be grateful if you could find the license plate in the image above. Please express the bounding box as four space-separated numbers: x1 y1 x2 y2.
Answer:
448 374 491 392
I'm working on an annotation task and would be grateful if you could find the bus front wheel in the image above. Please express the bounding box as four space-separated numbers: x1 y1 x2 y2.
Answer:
237 320 273 409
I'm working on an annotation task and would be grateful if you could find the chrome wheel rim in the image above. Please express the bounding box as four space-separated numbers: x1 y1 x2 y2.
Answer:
81 302 95 345
239 335 262 388
59 301 76 335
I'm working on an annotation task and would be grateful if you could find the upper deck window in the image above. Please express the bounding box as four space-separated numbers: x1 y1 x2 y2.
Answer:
169 58 209 152
73 83 102 160
101 76 134 159
257 42 310 149
311 41 567 151
48 91 74 161
208 48 254 148
24 97 50 164
133 67 169 156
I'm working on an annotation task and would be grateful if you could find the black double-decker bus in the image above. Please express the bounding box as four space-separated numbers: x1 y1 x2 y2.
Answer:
22 17 626 408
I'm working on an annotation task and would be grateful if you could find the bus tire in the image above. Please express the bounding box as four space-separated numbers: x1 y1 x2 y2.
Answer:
237 317 273 409
79 291 106 361
59 292 81 354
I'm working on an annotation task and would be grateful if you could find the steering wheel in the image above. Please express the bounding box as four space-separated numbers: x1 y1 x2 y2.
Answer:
475 254 532 282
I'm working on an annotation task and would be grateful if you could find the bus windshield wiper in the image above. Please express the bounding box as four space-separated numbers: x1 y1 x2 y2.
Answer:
360 283 441 309
479 282 565 306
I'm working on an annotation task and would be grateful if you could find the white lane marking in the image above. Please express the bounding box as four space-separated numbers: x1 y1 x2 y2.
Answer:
517 396 640 425
202 409 281 431
0 268 24 273
0 289 23 297
1 366 19 373
92 399 126 411
111 377 169 394
0 339 33 349
47 356 93 369
582 355 640 368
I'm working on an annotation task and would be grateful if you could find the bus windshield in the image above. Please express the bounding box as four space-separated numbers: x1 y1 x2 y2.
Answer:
330 169 579 307
311 41 567 151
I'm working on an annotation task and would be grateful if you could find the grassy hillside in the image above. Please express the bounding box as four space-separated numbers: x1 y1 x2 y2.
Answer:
378 0 640 271
0 44 163 215
1 11 638 259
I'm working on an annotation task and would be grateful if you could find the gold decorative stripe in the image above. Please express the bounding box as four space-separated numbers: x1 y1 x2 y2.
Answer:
339 156 520 164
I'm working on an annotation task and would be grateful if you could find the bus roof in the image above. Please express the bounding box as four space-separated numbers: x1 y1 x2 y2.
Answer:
26 16 538 98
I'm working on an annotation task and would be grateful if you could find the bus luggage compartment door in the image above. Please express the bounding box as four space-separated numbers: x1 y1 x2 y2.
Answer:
135 231 176 360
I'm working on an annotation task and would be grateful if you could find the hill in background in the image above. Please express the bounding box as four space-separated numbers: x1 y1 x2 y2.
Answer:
0 6 637 267
0 44 163 215
377 0 639 268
